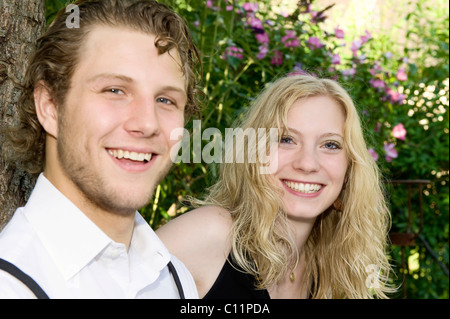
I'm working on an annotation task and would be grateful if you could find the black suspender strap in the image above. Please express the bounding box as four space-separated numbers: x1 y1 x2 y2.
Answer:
0 258 49 299
167 261 185 299
0 257 184 299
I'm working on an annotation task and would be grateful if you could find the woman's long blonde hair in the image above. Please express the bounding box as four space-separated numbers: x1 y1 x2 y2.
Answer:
197 74 394 298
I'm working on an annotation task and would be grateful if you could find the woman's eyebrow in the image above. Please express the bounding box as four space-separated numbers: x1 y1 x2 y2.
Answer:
286 127 344 139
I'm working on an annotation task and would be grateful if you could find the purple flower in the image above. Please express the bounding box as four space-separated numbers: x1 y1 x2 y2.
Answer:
384 143 398 162
288 63 308 76
242 2 258 12
351 39 362 56
360 30 372 44
369 62 383 75
386 88 406 104
334 27 344 39
392 123 407 140
282 30 300 48
206 0 220 10
245 13 264 32
396 67 407 81
307 36 323 49
342 68 356 77
370 78 386 89
374 122 382 132
255 32 269 44
257 44 268 59
331 53 341 65
368 148 379 161
270 50 283 65
223 46 244 60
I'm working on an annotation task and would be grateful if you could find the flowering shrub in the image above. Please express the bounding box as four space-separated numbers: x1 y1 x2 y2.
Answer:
154 0 448 298
169 0 446 175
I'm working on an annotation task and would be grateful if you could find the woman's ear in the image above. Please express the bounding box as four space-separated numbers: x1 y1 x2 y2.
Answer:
34 81 58 138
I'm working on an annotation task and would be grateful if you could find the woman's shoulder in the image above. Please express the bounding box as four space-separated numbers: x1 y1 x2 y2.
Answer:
183 205 233 231
156 205 233 297
156 205 233 253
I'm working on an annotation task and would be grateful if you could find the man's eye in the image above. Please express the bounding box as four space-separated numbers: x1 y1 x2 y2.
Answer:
156 97 174 104
105 88 124 95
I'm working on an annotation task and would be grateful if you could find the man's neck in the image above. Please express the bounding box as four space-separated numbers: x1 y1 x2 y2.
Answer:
43 169 136 250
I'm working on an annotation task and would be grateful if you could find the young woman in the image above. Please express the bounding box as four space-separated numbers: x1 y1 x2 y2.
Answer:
157 75 394 299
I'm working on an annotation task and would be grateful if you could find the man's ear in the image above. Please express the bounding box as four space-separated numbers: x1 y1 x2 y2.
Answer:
34 81 58 138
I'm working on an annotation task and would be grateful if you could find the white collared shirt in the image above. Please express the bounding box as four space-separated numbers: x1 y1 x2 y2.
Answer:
0 174 198 299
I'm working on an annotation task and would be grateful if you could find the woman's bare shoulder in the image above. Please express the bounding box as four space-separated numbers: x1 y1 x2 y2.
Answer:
156 205 233 297
156 205 232 255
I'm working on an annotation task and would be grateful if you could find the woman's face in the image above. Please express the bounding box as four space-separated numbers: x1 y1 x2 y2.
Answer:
272 95 349 222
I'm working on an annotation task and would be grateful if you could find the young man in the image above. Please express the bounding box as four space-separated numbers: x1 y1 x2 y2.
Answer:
0 0 201 298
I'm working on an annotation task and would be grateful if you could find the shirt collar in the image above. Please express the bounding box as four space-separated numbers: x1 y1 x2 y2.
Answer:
23 174 170 281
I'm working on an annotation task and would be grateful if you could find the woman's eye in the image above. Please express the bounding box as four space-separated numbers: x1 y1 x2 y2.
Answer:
323 141 342 150
280 136 294 144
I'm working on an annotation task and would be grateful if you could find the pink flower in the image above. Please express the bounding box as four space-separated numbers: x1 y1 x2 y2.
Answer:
245 13 263 31
370 78 386 89
255 32 269 44
282 31 300 48
384 143 398 162
331 54 341 64
386 88 406 104
342 68 356 77
206 0 220 10
351 39 362 56
270 50 283 65
307 36 323 49
369 61 383 75
396 67 407 81
334 27 344 39
360 30 372 44
242 2 258 12
368 148 379 161
374 122 382 132
392 123 407 140
256 44 268 59
223 46 244 60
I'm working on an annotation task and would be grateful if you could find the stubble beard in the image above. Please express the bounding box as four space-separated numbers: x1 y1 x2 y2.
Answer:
56 117 171 218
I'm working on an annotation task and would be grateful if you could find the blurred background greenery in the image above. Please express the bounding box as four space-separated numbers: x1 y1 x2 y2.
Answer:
45 0 448 298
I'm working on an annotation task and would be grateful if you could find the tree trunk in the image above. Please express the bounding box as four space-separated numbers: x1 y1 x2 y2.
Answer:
0 0 45 230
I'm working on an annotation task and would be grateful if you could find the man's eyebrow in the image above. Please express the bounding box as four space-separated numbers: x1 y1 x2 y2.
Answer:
158 85 187 97
87 73 134 83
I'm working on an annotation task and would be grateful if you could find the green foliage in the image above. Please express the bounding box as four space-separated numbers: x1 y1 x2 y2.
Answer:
44 0 448 298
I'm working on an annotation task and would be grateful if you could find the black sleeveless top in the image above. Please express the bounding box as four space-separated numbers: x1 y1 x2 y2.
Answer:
203 254 270 299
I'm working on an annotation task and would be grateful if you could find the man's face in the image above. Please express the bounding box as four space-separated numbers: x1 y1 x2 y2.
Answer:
56 26 186 216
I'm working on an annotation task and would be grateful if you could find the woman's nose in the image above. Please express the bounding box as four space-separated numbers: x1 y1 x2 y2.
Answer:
292 147 320 173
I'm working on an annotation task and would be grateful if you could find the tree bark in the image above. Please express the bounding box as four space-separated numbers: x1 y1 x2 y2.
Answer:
0 0 45 230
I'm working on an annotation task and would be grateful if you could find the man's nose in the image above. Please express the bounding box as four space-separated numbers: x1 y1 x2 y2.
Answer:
123 97 160 138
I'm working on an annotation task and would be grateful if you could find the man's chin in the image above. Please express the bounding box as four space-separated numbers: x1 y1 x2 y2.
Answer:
78 181 156 217
94 194 152 217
